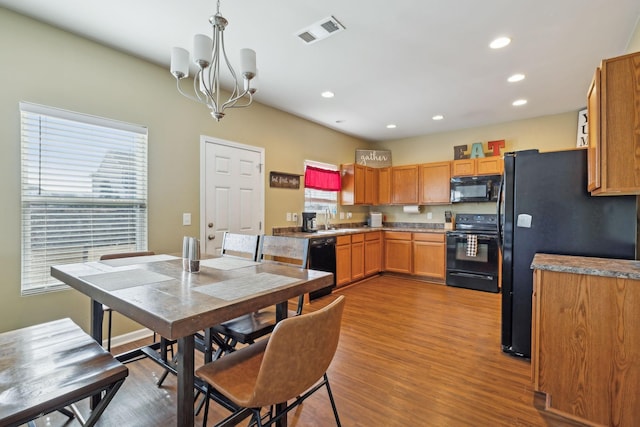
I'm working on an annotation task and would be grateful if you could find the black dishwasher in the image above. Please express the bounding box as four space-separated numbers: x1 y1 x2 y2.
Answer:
307 236 336 300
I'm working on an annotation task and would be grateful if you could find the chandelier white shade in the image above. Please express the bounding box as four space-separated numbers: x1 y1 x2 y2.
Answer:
170 0 257 121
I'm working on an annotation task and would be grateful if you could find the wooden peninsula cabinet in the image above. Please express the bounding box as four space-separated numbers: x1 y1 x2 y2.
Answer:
587 51 640 195
531 254 640 427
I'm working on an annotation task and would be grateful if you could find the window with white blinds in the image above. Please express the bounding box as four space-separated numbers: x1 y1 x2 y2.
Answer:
20 102 148 295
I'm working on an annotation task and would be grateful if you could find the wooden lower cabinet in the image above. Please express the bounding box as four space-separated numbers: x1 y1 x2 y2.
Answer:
412 233 445 280
383 231 412 273
351 234 365 282
364 231 382 276
335 235 351 287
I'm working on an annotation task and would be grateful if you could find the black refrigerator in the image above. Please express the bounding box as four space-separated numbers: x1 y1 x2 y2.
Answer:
499 149 637 358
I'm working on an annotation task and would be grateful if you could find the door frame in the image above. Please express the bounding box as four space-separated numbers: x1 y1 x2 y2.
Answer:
199 135 265 249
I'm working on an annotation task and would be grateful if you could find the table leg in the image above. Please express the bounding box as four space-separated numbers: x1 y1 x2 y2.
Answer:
275 301 288 427
90 299 104 410
177 335 195 427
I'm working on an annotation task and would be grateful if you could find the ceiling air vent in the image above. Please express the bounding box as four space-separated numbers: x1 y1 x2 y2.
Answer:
295 16 345 45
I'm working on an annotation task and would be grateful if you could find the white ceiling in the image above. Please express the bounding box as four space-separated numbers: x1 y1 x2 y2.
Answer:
1 0 639 142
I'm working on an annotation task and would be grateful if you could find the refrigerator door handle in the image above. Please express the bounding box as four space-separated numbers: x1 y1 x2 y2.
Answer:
496 173 504 253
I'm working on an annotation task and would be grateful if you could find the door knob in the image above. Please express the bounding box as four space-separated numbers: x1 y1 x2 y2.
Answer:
208 223 214 228
208 234 215 240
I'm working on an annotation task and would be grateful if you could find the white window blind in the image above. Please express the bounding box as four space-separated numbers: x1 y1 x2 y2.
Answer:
304 160 338 213
20 102 148 295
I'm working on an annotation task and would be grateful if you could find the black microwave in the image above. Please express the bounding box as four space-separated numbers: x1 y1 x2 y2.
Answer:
450 174 502 203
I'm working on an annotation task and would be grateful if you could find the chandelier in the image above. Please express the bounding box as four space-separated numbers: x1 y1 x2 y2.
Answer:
170 0 257 121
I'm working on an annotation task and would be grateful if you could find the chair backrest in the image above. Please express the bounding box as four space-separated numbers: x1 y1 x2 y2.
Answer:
249 295 345 408
258 235 309 267
221 232 261 261
99 251 155 260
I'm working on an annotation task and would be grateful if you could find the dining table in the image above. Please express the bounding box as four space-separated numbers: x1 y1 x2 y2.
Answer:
51 254 334 427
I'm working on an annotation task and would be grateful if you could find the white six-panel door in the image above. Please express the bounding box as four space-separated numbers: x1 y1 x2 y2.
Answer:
200 136 264 256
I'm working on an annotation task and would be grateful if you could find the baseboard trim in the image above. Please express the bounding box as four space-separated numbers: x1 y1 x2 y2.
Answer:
106 328 154 349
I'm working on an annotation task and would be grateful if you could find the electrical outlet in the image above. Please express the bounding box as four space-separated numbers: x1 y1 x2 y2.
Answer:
427 212 433 220
182 213 191 226
339 212 345 220
347 212 352 219
286 212 292 221
292 213 298 223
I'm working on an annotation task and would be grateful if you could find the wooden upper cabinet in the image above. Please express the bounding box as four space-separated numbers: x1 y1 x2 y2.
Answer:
451 159 475 176
365 166 377 205
419 161 451 204
452 158 503 177
587 69 601 192
378 167 391 205
476 157 503 175
391 165 419 204
340 163 376 205
588 51 640 195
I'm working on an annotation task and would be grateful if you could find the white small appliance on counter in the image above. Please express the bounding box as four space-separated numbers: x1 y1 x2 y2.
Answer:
369 212 383 228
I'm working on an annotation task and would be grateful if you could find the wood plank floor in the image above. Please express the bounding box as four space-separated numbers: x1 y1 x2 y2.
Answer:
30 275 583 426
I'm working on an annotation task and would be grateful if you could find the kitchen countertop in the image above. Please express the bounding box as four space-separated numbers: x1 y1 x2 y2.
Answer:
531 253 640 280
278 226 448 239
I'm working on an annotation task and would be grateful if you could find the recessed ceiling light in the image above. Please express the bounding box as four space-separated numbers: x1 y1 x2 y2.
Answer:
508 73 525 83
321 91 335 98
490 37 511 49
512 99 528 106
386 124 397 129
432 114 444 121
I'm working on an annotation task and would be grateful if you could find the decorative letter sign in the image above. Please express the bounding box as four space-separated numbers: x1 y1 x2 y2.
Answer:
487 139 505 156
576 108 588 148
453 145 468 160
469 142 486 158
453 139 505 159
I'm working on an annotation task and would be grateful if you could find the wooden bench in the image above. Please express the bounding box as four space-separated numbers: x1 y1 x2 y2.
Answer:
0 318 128 427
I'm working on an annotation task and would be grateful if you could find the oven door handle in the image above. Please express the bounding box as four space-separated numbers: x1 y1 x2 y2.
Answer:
448 233 497 240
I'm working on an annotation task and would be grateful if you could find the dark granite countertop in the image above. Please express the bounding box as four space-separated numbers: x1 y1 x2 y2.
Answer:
531 253 640 280
277 226 448 239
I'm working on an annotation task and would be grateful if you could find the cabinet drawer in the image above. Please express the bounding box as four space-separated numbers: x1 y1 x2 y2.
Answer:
336 235 351 245
384 231 412 240
365 231 381 241
350 233 364 243
412 232 444 243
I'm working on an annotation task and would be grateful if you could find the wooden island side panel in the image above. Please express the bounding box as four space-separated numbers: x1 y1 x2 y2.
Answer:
533 268 640 427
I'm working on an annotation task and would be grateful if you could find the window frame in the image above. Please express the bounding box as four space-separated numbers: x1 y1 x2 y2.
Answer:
303 160 338 215
20 102 148 295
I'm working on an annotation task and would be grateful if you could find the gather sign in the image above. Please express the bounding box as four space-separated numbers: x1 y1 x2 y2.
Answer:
355 149 392 167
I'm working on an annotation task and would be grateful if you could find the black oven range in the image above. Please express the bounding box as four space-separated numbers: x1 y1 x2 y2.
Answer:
446 213 499 293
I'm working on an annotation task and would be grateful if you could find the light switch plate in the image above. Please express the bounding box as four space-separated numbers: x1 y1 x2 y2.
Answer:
182 212 191 226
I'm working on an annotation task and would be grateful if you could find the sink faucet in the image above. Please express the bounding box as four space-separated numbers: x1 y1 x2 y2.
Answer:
324 208 331 230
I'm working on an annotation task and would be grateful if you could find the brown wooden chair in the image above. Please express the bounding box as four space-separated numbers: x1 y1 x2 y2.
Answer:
210 236 310 355
197 295 345 427
99 251 155 351
0 318 128 427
